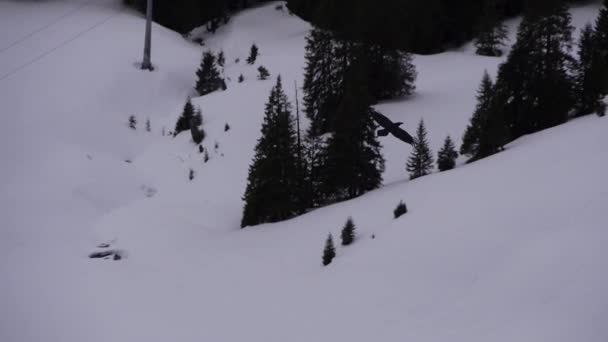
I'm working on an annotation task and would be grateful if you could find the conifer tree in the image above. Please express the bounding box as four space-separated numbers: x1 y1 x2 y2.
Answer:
246 43 259 64
407 119 434 180
364 44 417 101
320 60 385 202
322 234 336 266
437 136 458 171
174 98 195 136
340 217 356 246
493 1 575 139
257 66 270 80
394 200 407 219
461 71 494 158
302 28 347 136
241 76 304 228
475 0 508 57
128 115 137 130
238 74 244 83
217 50 225 67
195 51 224 96
575 24 606 116
595 0 608 71
145 118 151 132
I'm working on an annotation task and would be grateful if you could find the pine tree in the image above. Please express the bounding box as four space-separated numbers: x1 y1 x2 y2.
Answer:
257 66 270 80
195 51 224 96
238 74 244 83
340 217 356 246
461 71 494 158
145 118 151 132
128 115 137 130
224 123 230 131
322 234 336 266
174 99 195 136
320 60 385 202
475 0 508 57
595 0 608 72
302 28 348 136
575 24 606 116
394 200 407 219
241 76 305 228
217 50 225 67
189 169 195 181
363 44 417 101
437 136 458 171
407 119 434 180
246 43 259 64
494 1 575 139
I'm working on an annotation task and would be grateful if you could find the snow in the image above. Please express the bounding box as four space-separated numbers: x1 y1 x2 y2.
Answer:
1 1 607 342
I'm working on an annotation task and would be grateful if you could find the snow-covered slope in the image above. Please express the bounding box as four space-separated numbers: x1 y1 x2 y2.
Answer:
1 1 607 342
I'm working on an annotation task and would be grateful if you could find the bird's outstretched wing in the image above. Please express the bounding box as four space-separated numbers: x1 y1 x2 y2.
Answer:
370 109 414 145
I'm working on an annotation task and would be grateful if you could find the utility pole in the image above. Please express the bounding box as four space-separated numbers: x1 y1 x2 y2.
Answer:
141 0 153 71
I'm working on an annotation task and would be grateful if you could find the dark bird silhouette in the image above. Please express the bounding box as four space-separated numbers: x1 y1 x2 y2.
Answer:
370 109 414 145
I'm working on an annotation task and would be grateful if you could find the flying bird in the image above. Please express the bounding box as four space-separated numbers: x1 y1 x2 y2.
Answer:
370 109 414 145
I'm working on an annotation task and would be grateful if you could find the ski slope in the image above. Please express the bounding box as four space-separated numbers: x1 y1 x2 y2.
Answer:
1 1 607 342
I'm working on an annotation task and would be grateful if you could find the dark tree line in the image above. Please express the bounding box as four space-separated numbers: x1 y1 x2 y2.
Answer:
286 0 589 54
123 0 272 33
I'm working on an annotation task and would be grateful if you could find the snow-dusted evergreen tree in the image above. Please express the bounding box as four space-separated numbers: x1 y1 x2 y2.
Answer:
246 43 259 64
238 74 244 83
241 76 304 227
475 0 508 57
437 136 458 171
257 66 270 80
174 98 195 136
493 0 575 139
145 118 151 132
575 24 607 116
320 61 384 202
461 71 494 158
322 234 336 266
195 51 224 96
340 217 356 246
128 115 137 130
406 119 433 180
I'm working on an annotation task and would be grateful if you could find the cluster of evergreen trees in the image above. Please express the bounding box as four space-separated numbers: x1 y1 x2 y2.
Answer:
461 0 608 162
242 26 417 227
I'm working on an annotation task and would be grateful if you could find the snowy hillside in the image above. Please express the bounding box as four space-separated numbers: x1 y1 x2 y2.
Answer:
2 1 607 342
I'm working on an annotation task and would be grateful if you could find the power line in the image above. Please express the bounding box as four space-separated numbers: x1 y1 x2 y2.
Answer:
0 9 123 83
0 0 98 55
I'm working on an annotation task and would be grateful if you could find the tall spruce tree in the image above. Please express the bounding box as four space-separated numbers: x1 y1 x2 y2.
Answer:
406 119 434 180
437 136 458 171
241 76 304 227
595 0 608 70
461 71 494 158
319 60 385 202
493 0 575 139
475 0 508 57
174 98 195 136
302 28 348 136
576 24 607 116
195 51 224 96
